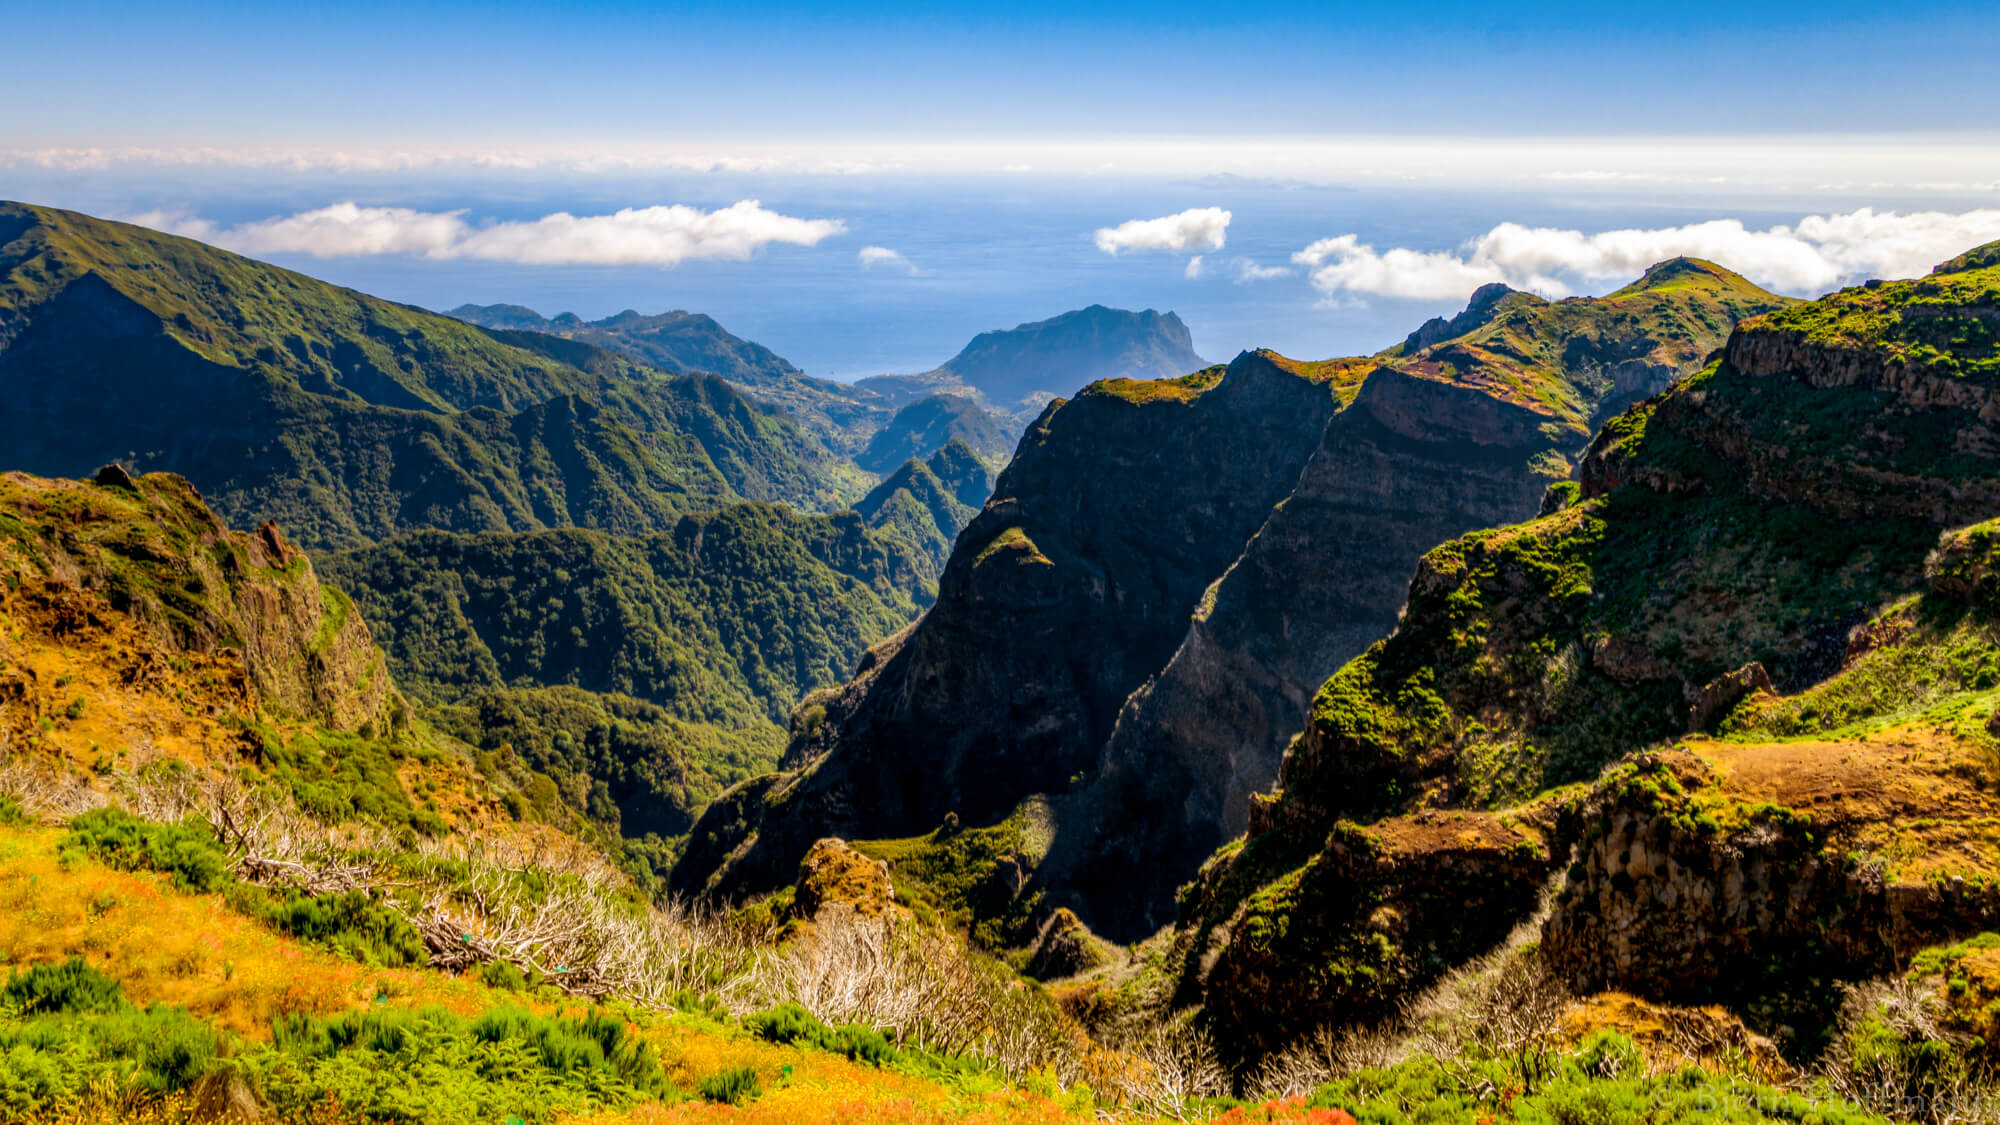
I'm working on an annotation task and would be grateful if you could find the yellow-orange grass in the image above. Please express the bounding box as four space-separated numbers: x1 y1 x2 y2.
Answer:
0 826 505 1039
0 826 1098 1123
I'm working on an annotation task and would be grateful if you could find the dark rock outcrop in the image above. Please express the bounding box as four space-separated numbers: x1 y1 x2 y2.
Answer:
673 350 1351 900
674 261 1792 934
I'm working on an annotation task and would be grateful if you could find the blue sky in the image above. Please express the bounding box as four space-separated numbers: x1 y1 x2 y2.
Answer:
10 0 2000 140
5 2 2000 377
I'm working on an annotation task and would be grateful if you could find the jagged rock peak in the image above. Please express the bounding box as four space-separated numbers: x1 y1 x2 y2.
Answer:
1398 282 1535 354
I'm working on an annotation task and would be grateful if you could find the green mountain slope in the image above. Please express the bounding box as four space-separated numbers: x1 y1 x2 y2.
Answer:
448 302 896 453
447 304 805 388
853 439 997 585
0 202 852 548
854 393 1015 473
318 503 934 836
1176 243 2000 1058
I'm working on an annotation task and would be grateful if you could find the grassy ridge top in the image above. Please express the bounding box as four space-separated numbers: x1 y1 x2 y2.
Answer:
0 201 604 413
1389 257 1793 430
0 202 856 548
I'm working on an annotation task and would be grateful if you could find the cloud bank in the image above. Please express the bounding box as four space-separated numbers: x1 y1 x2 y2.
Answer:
131 201 848 266
1094 207 1231 255
1294 208 2000 301
858 245 921 274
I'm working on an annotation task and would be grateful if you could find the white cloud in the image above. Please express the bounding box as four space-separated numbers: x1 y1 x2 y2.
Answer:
1293 235 1511 300
1184 255 1206 279
1093 207 1231 255
130 200 847 266
1295 208 2000 301
858 245 921 274
1230 257 1293 284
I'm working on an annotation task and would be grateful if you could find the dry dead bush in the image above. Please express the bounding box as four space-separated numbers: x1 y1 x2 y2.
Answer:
6 753 1111 1092
1099 1013 1228 1120
0 755 105 820
750 903 1089 1083
1821 975 1999 1125
1403 946 1574 1096
1248 1020 1407 1100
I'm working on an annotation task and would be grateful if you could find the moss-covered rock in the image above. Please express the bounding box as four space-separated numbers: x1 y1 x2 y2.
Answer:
793 838 896 920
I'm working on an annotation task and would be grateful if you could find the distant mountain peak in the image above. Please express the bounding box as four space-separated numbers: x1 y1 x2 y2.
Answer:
1606 256 1762 299
931 304 1207 408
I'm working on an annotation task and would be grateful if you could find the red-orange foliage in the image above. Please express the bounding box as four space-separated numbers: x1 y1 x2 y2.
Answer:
1209 1096 1358 1124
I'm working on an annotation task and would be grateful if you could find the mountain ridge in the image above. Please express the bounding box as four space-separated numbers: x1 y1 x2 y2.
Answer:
675 258 1796 943
1177 241 2000 1057
0 201 857 549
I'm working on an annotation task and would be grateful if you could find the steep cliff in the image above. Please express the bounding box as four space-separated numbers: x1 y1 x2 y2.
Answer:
675 261 1789 935
1178 242 2000 1054
0 467 397 764
673 351 1356 899
1051 259 1789 939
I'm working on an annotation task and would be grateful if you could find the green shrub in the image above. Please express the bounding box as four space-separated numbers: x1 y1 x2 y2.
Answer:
479 960 528 991
2 958 125 1015
836 1023 898 1066
261 1004 671 1123
0 960 222 1110
1308 1036 1895 1124
697 1064 761 1105
261 890 426 968
470 1006 663 1091
59 807 231 893
743 1004 898 1066
0 795 25 825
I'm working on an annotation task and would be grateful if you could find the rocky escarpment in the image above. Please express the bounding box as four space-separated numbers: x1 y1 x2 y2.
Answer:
1184 806 1563 1060
672 350 1354 900
677 259 1790 932
1181 241 2000 1050
1583 290 2000 526
0 468 398 757
1050 261 1788 940
1543 745 2000 1004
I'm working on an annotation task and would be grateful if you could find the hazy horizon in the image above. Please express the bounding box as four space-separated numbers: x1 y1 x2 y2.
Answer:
8 1 1999 378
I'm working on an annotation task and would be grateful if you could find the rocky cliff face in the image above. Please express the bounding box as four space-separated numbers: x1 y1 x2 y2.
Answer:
1179 242 2000 1051
1544 743 2000 1006
0 468 397 764
674 260 1789 934
1049 261 1787 939
673 351 1354 899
